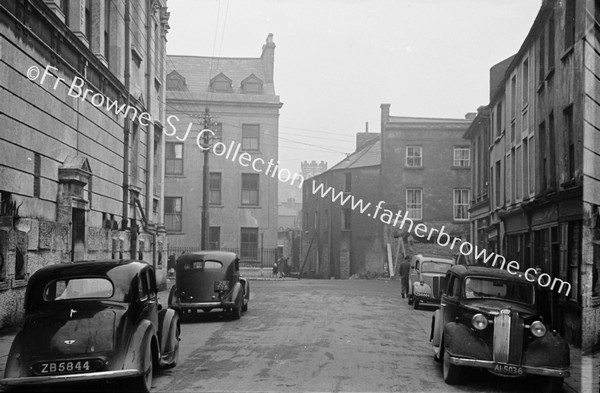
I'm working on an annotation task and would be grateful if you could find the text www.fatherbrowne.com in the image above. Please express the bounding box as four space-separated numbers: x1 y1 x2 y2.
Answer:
311 180 571 296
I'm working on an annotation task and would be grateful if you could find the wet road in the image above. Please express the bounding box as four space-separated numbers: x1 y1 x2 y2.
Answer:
150 279 552 393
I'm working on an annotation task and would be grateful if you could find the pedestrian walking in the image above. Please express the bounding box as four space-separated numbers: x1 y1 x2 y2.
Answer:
398 257 411 298
272 261 279 278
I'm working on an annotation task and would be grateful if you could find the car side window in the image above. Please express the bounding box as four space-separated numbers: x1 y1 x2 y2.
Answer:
138 275 149 302
415 261 420 272
445 274 454 296
145 270 157 297
452 277 461 298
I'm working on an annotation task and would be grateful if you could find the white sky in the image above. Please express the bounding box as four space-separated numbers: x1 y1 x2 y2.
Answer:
166 0 542 174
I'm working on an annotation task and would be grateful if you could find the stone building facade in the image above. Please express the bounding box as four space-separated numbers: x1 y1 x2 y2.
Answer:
473 0 600 351
380 105 473 257
0 0 169 328
164 34 282 262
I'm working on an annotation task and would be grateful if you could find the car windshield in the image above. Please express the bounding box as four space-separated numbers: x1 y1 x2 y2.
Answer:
464 277 534 304
421 261 452 273
44 278 114 301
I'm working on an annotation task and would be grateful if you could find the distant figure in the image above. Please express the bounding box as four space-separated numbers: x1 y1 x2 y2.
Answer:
533 265 552 324
398 258 411 298
272 261 279 278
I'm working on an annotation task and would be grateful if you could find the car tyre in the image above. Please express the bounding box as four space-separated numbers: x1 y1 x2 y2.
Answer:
242 283 249 312
541 377 564 393
407 289 413 305
413 298 420 310
231 292 242 320
164 325 180 369
132 341 153 393
443 350 461 385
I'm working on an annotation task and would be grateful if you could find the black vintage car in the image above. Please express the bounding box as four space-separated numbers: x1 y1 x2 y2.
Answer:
168 251 249 319
0 260 180 392
430 265 570 392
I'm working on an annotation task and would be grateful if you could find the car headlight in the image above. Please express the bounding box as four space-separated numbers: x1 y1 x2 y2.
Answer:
530 321 546 337
471 313 488 330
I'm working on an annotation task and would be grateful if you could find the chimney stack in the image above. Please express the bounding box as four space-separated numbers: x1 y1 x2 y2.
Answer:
261 33 275 83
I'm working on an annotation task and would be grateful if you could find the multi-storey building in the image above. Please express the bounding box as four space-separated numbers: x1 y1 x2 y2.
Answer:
380 104 473 256
480 0 600 350
0 0 169 328
164 34 282 263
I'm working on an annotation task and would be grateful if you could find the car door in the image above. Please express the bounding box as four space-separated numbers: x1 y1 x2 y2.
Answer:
441 273 461 327
144 269 159 329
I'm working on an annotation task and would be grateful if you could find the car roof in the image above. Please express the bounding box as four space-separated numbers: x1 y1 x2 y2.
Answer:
175 251 238 266
412 254 455 263
25 260 150 309
448 264 532 284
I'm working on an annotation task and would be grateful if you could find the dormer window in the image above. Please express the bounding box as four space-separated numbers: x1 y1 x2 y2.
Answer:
210 73 232 92
166 71 186 91
241 74 263 94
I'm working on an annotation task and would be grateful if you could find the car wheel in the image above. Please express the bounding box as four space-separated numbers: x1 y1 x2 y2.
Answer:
242 283 249 312
443 350 461 385
407 294 413 305
231 292 242 320
541 377 564 393
413 298 420 310
164 325 180 369
132 341 153 392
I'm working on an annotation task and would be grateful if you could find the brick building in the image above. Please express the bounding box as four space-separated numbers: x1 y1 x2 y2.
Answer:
475 0 600 351
164 34 282 264
0 0 169 327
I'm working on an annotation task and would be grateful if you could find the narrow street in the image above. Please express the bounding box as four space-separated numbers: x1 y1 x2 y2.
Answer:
152 279 539 393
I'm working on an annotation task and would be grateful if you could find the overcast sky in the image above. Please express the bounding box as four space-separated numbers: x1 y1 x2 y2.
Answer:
166 0 542 175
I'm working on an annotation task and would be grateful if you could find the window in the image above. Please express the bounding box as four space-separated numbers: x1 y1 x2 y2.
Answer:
565 0 576 50
344 172 352 192
495 161 502 207
242 124 260 151
549 112 556 189
211 73 232 92
522 58 529 106
209 173 221 205
166 71 186 91
548 14 555 71
564 106 575 180
511 148 516 201
212 122 222 144
241 174 259 205
496 102 503 137
406 189 422 220
342 209 351 230
510 75 517 120
528 135 535 195
165 142 183 175
406 146 422 167
104 1 110 64
164 197 182 232
453 189 469 220
241 75 263 94
85 0 91 39
516 145 522 200
539 121 547 191
538 30 545 83
33 153 41 198
453 147 470 167
240 228 258 260
208 227 220 250
523 139 529 198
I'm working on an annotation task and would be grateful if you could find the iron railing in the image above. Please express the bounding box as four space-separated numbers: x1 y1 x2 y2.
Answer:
167 245 279 268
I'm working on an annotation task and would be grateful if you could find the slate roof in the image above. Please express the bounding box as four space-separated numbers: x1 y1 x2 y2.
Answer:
329 136 381 171
166 55 280 104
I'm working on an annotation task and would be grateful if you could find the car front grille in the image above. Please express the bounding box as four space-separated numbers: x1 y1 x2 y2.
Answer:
492 309 523 365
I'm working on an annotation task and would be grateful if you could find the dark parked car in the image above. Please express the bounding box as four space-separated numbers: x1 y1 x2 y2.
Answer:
168 251 249 319
0 260 180 392
430 265 569 392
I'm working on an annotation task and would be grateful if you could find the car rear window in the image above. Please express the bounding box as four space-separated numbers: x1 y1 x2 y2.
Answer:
183 260 223 270
44 278 114 301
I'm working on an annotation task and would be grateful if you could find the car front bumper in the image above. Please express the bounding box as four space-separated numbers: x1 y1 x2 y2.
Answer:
0 369 141 386
447 355 570 378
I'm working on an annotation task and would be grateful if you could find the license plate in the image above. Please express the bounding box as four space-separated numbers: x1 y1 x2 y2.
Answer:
492 363 524 376
32 359 100 375
214 281 230 291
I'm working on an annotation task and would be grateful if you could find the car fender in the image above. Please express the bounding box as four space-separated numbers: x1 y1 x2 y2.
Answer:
230 281 244 304
158 308 180 357
3 331 25 379
523 332 570 369
240 278 249 297
443 322 491 360
122 320 158 372
430 310 442 345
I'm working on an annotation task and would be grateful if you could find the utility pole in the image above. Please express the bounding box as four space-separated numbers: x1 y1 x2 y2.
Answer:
200 107 211 249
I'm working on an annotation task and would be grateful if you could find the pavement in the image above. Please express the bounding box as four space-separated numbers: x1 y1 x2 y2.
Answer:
0 279 598 392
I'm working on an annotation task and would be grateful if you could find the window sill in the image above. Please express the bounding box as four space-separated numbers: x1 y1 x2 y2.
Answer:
240 205 262 209
452 166 470 170
0 281 9 291
165 174 185 178
209 204 224 208
404 166 424 170
12 278 28 289
166 231 185 235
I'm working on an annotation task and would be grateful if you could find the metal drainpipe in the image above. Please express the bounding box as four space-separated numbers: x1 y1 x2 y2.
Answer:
122 0 131 234
146 0 156 270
